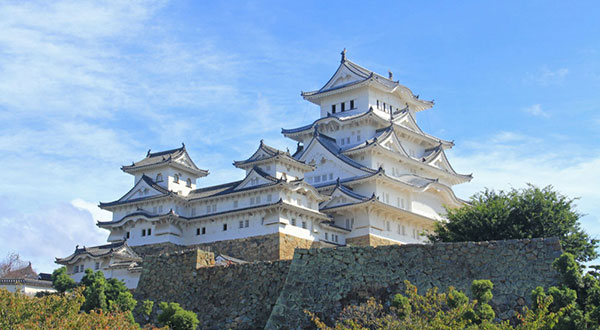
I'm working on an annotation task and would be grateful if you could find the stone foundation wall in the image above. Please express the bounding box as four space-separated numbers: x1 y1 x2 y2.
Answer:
131 233 315 261
347 234 400 247
134 248 291 330
266 237 562 329
133 237 563 329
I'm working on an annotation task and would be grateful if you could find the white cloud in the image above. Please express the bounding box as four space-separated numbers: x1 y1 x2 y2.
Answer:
523 104 549 118
525 67 569 86
71 198 112 223
0 199 108 273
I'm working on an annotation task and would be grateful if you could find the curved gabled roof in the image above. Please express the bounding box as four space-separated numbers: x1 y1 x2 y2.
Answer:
122 143 208 176
55 240 141 264
300 55 433 112
233 140 313 171
99 175 176 208
293 127 376 175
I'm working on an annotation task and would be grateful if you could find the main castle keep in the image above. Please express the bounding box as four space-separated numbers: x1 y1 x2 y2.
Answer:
56 51 472 288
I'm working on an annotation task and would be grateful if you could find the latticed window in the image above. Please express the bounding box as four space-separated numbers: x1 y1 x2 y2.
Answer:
156 173 163 182
174 174 179 183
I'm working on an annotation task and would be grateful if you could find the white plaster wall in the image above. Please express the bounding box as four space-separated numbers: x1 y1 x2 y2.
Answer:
318 89 369 118
0 284 56 296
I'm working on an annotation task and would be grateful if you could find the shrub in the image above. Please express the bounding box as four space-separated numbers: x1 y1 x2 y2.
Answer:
158 301 199 330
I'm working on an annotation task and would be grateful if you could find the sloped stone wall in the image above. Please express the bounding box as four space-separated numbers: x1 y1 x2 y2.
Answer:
265 237 562 329
134 237 562 329
134 248 291 330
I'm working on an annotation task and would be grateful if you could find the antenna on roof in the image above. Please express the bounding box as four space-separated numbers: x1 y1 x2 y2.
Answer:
340 48 347 63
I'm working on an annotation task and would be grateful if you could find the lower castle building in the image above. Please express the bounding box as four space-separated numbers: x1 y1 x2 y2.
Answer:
56 51 471 288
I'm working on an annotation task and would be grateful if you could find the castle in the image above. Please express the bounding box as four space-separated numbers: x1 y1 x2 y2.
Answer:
56 51 471 288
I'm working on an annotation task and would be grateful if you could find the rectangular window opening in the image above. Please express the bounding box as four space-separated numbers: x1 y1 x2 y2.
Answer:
350 100 354 109
341 102 345 111
245 219 249 227
202 227 206 235
142 229 146 237
223 223 228 231
331 104 336 113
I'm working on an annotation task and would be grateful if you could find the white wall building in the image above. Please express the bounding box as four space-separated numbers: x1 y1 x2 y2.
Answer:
56 51 471 287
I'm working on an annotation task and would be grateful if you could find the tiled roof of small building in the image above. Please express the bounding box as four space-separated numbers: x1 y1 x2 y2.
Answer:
121 143 208 175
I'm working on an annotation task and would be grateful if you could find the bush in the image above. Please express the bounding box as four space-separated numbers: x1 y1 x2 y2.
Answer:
308 280 569 330
50 266 76 293
0 287 139 329
158 301 199 330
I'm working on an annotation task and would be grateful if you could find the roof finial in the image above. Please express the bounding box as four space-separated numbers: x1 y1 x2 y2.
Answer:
181 142 185 148
340 48 346 63
147 149 151 156
260 139 264 145
388 70 393 80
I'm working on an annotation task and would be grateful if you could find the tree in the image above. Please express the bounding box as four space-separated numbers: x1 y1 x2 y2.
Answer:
0 252 28 278
428 184 598 263
51 266 76 293
158 302 199 330
79 269 136 315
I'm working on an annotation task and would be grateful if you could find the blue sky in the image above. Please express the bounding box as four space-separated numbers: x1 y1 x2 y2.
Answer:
0 1 599 273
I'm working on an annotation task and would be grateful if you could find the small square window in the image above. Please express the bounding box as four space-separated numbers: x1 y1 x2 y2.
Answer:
223 223 228 231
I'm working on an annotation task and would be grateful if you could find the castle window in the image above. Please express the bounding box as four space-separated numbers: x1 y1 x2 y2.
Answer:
386 221 391 232
321 174 326 182
147 228 151 235
186 178 192 187
233 200 238 208
325 232 328 240
95 262 99 270
126 231 130 239
397 224 402 234
239 220 244 229
402 225 406 236
196 228 200 235
206 205 211 213
350 100 355 109
376 100 380 109
202 227 206 235
383 102 386 111
212 205 216 212
153 206 157 214
328 173 333 180
174 174 179 183
223 223 228 231
346 137 350 144
245 219 249 227
291 218 296 226
341 102 345 112
250 197 254 205
331 104 336 113
156 173 163 182
142 229 146 237
302 221 307 229
256 196 261 204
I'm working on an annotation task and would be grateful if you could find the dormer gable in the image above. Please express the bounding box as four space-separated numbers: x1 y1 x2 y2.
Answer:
122 143 208 178
233 167 279 191
234 140 314 179
320 181 370 209
99 175 169 209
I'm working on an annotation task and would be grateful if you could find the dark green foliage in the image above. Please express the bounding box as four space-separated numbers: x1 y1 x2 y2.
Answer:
158 301 199 330
51 266 76 293
78 269 136 314
429 185 598 263
140 299 154 317
532 253 600 329
309 280 566 330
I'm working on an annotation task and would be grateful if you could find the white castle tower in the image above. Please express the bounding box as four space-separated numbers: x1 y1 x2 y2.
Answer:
56 51 471 287
284 49 471 246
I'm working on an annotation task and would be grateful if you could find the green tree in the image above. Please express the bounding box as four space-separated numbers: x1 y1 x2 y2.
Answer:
158 302 199 330
428 184 598 263
51 266 76 293
79 269 136 315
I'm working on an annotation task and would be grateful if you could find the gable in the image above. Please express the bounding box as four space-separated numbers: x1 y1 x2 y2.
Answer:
298 140 369 181
320 187 365 209
234 169 275 191
119 177 167 202
379 132 409 156
321 63 368 91
394 112 423 134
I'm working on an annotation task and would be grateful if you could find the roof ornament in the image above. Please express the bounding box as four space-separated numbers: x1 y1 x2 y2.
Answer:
388 70 393 80
76 244 79 250
340 48 347 63
336 177 341 186
181 142 185 148
147 149 151 156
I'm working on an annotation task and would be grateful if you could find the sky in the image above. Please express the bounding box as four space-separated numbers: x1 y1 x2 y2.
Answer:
0 0 599 273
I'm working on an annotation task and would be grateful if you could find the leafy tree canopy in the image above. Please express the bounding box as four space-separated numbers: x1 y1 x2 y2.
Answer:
51 266 76 293
428 184 598 263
